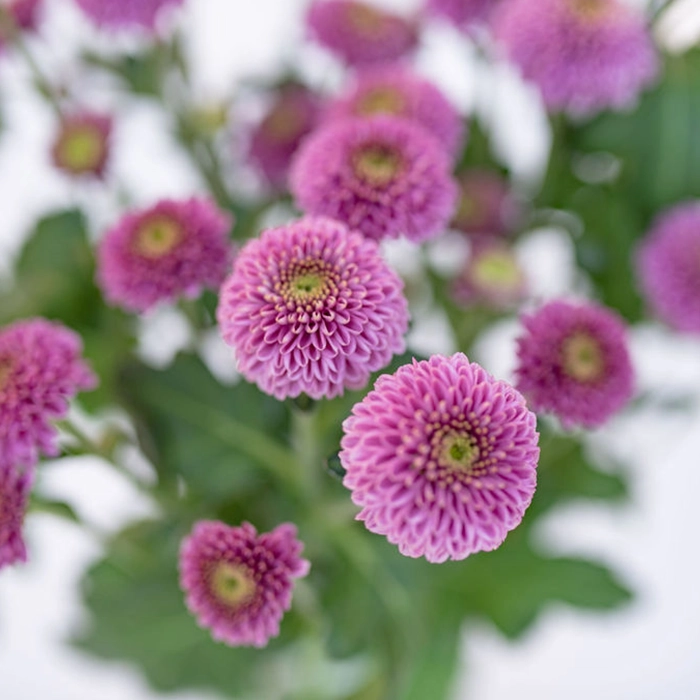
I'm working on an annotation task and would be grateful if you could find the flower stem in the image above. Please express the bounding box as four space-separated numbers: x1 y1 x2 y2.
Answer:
291 402 323 497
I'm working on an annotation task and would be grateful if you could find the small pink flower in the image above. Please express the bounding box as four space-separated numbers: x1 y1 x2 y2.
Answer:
493 0 659 116
515 300 635 429
341 353 540 563
453 243 526 309
306 0 418 66
97 198 233 314
248 86 323 189
179 521 310 648
290 116 457 243
73 0 183 31
323 64 465 158
0 463 33 571
51 111 112 179
0 318 96 470
217 216 408 400
636 201 700 334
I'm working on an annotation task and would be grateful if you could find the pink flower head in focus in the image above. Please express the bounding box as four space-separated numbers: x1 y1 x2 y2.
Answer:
341 353 540 562
217 216 408 400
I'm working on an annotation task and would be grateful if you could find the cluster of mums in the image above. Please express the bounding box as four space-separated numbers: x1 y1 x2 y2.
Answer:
1 0 699 649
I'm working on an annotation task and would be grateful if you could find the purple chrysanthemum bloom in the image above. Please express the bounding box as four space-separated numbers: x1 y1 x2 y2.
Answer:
0 463 33 570
637 202 700 334
424 0 495 30
97 198 233 314
323 65 465 158
341 353 540 563
492 0 659 116
73 0 183 31
248 86 323 189
515 300 634 429
217 216 408 400
51 111 112 179
306 0 419 66
0 319 96 470
453 244 526 309
290 116 457 243
452 169 520 237
179 520 310 648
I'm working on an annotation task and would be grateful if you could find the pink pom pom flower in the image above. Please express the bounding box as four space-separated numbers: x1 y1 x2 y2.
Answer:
97 198 233 314
290 116 457 243
341 353 540 563
73 0 183 31
51 111 112 179
306 0 418 66
0 463 33 570
217 216 408 400
515 300 635 429
323 64 465 158
0 319 96 470
179 521 310 648
493 0 659 116
636 201 700 334
248 86 323 189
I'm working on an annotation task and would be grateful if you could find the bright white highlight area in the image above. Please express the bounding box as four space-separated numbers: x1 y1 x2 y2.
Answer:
1 1 700 699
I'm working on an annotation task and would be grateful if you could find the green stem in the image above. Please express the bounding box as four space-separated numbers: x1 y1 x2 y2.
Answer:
56 419 148 491
291 403 322 497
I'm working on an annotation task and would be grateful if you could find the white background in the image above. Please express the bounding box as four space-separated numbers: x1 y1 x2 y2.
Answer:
1 1 700 699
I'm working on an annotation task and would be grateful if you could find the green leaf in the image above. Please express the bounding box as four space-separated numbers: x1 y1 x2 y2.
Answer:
118 353 300 507
29 495 82 524
435 533 632 639
571 49 700 218
75 519 299 698
527 428 628 522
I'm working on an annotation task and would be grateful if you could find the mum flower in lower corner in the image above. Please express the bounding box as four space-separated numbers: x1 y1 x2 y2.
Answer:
217 216 409 400
0 464 33 571
636 201 700 334
97 198 233 314
515 300 635 429
0 318 96 471
179 521 310 648
341 353 540 563
290 116 457 243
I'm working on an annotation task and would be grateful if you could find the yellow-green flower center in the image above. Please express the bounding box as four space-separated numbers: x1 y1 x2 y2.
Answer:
0 357 13 393
263 102 306 142
347 3 386 35
210 562 256 608
561 331 605 383
133 216 183 259
356 88 406 117
439 433 480 472
471 250 522 291
568 0 610 21
353 144 402 186
55 126 106 174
